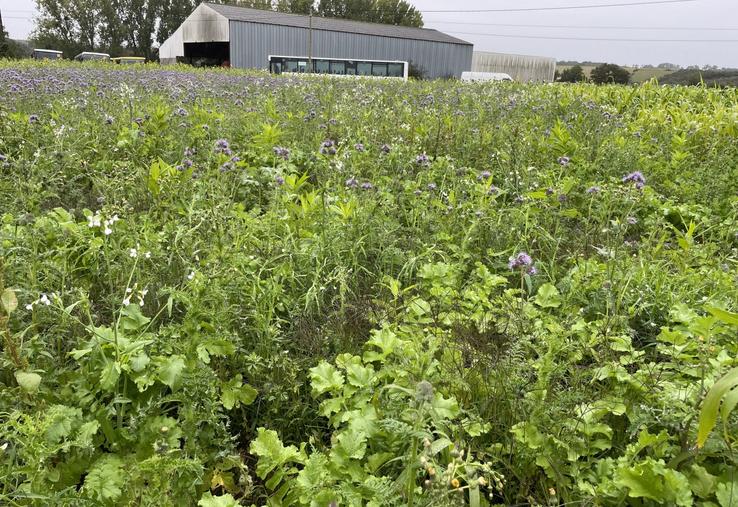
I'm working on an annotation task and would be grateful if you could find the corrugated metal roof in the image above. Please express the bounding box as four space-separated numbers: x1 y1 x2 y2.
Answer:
203 3 471 46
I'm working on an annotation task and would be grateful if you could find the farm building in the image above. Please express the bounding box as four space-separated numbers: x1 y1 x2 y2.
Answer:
159 3 473 79
472 51 556 83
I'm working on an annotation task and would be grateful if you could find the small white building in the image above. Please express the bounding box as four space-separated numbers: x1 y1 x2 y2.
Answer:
472 51 556 83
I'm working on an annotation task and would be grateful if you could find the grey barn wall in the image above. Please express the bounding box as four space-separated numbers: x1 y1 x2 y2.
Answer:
229 21 472 79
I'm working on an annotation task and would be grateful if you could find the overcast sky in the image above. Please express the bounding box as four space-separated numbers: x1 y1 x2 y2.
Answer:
2 0 737 67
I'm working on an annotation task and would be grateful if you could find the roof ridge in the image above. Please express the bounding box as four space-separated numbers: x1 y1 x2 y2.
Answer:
202 2 471 45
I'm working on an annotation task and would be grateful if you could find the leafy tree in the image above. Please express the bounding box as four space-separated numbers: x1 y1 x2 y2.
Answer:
317 0 422 27
590 63 631 85
0 9 9 57
559 65 586 83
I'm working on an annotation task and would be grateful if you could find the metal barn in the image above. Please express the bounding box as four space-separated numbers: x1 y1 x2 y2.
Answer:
159 3 473 79
472 51 556 83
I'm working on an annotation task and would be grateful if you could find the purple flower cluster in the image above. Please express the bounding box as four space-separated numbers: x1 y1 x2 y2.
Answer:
558 156 571 166
478 170 492 181
215 139 232 156
273 146 290 160
354 143 365 152
427 183 437 191
586 186 600 194
345 177 359 188
29 114 39 124
381 144 392 154
509 252 537 275
487 185 499 195
622 171 646 189
415 153 430 166
275 175 285 186
320 139 337 155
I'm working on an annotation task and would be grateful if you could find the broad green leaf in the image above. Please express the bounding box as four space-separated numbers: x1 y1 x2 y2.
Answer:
198 492 239 507
431 394 460 419
697 367 738 447
310 361 344 396
249 428 304 480
1 288 18 314
100 361 121 391
83 455 125 502
511 422 546 450
221 374 257 410
156 355 186 389
15 371 41 393
716 480 738 507
535 283 561 308
706 306 738 326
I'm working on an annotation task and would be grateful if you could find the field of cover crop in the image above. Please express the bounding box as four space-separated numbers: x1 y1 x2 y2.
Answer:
1 61 738 506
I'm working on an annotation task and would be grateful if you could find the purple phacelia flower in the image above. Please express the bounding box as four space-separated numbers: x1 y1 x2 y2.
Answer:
427 183 437 191
478 170 492 180
586 186 600 194
414 189 423 196
320 140 336 155
183 159 193 168
231 156 241 163
415 153 430 166
275 175 285 186
509 252 533 270
29 114 39 124
514 195 525 204
184 147 196 157
527 266 538 276
104 115 114 125
622 171 646 189
175 107 188 116
626 216 638 225
558 194 568 203
354 143 365 152
215 139 232 155
273 146 290 160
134 117 143 126
345 177 359 188
558 156 571 166
381 144 391 154
545 188 555 196
361 182 373 190
487 185 499 195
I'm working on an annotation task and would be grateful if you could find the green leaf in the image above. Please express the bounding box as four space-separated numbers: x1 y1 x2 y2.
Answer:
156 355 186 389
697 367 738 447
706 306 738 326
716 480 738 507
310 361 344 396
1 288 18 315
431 394 460 419
535 283 562 308
197 492 239 507
511 422 546 450
221 374 257 410
119 304 151 331
196 339 236 364
83 455 125 503
249 428 304 481
15 371 41 393
100 361 121 391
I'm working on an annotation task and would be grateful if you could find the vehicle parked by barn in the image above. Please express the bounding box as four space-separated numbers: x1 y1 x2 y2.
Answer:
33 49 63 60
74 52 111 62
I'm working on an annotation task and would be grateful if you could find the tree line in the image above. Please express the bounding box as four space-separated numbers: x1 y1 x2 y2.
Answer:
29 0 423 60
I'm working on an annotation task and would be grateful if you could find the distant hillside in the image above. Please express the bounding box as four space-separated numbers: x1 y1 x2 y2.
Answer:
659 69 738 87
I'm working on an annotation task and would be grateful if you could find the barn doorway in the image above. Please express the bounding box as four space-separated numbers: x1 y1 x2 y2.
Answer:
182 42 230 67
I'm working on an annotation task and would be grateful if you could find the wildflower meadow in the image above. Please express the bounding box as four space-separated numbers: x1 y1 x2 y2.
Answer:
1 61 738 506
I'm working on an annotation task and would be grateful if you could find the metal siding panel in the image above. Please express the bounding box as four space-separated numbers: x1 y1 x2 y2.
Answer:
229 21 471 78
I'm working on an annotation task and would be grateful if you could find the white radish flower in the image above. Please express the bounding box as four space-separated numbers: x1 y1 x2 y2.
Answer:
187 271 196 280
123 297 131 306
129 248 138 258
39 294 51 306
